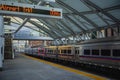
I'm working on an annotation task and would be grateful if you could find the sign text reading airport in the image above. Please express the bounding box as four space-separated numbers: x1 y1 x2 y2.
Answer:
0 4 61 17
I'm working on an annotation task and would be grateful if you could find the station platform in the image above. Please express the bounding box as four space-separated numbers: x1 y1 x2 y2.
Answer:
0 54 107 80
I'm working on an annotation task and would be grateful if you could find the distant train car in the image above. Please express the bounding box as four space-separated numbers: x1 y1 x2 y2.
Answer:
38 47 45 57
25 46 45 57
45 46 58 59
77 41 120 69
25 47 33 55
58 45 75 62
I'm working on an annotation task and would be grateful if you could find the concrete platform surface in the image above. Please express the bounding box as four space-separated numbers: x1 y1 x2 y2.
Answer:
0 54 101 80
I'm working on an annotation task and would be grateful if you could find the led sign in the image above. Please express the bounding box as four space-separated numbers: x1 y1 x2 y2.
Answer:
0 2 62 19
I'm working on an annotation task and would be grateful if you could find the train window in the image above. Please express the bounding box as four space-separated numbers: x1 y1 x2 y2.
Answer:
48 49 50 53
92 50 99 55
68 50 71 54
101 49 111 56
51 50 52 53
64 50 66 53
40 50 42 52
113 49 120 57
84 49 90 55
49 50 51 53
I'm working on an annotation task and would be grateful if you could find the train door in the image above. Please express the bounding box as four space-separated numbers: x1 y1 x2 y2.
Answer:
74 47 80 61
38 48 40 55
41 48 45 58
55 46 59 58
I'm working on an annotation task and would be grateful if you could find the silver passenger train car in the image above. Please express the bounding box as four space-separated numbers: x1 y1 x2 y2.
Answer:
25 38 120 69
76 40 120 69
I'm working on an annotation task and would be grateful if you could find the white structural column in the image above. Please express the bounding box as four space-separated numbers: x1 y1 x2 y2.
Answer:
0 16 4 71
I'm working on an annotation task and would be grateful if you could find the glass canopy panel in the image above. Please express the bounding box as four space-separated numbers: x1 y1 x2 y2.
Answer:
4 25 16 33
44 19 57 26
11 21 40 32
30 18 40 23
108 10 120 20
62 0 91 12
53 31 62 37
30 30 40 36
68 15 90 30
2 0 120 39
39 22 51 30
16 28 32 37
57 22 73 33
51 2 70 13
24 21 49 36
63 21 81 33
75 15 94 29
99 14 116 25
90 0 120 9
85 14 107 27
25 22 39 30
62 31 70 35
11 17 24 24
4 23 30 33
56 23 64 30
16 27 47 37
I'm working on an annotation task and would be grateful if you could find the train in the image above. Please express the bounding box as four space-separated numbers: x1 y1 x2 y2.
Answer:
24 38 120 70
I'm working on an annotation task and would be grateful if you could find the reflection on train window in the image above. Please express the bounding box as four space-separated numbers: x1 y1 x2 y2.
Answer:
61 50 67 53
47 50 49 52
101 49 111 56
50 50 51 53
48 50 53 53
113 49 120 57
92 50 99 55
40 50 43 52
64 50 66 53
48 50 49 53
51 50 53 53
68 50 71 54
84 49 90 55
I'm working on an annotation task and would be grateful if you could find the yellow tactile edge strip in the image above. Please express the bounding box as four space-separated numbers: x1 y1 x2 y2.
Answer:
22 54 108 80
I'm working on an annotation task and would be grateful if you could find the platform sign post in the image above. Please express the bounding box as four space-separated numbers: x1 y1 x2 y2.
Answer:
0 1 62 19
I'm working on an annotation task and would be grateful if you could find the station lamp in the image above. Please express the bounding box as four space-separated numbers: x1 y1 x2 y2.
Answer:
43 0 55 7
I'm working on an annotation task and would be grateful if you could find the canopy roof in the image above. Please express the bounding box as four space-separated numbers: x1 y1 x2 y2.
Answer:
3 0 120 39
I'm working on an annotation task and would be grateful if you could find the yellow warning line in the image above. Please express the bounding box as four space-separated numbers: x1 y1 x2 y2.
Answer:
22 54 108 80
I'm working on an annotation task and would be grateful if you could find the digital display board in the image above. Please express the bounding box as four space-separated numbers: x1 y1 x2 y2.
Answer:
0 1 62 19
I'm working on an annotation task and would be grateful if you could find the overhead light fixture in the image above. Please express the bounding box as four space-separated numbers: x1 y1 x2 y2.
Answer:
42 0 55 7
